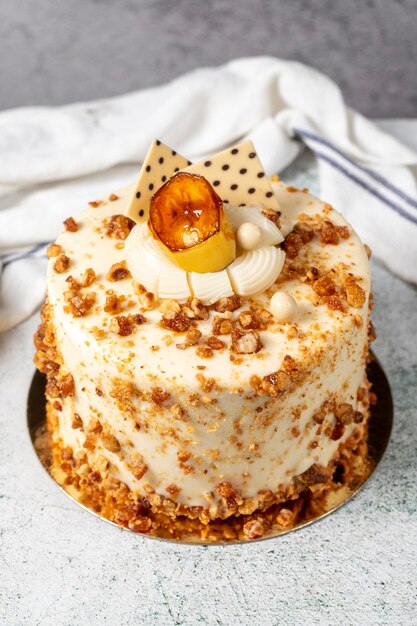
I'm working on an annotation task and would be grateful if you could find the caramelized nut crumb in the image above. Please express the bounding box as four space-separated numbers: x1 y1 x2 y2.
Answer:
54 254 70 273
63 217 78 232
107 261 130 282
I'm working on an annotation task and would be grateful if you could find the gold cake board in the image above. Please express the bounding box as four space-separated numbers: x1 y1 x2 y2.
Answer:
27 355 393 545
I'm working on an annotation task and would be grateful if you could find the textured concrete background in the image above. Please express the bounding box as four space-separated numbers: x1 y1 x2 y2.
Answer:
0 0 416 116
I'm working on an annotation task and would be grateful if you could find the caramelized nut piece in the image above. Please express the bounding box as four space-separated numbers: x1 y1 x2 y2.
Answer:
110 314 146 336
63 217 78 232
215 295 242 313
54 254 70 273
345 281 366 308
313 275 336 297
243 519 264 539
107 261 130 282
100 431 121 453
82 268 96 287
231 328 262 354
46 243 62 258
69 292 96 317
212 316 233 335
106 214 135 240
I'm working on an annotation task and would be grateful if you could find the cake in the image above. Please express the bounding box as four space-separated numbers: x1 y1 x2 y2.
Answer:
34 139 374 541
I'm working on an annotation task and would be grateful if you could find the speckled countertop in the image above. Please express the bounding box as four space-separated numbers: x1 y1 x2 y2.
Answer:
1 155 417 626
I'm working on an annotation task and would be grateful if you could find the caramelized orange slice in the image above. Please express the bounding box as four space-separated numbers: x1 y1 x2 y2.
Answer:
149 172 236 273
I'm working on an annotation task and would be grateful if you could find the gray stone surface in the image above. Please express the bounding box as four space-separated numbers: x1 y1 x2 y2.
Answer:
0 0 416 117
1 157 417 625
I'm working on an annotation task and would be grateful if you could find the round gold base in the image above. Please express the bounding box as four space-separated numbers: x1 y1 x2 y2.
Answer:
27 355 392 545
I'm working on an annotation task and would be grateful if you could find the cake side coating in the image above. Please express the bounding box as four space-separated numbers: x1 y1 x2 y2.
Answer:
35 181 373 529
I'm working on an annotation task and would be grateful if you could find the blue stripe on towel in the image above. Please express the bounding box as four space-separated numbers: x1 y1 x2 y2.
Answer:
2 241 50 268
294 128 417 212
312 148 417 226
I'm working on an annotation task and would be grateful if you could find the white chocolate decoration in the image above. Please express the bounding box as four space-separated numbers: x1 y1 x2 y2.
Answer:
226 203 284 249
227 247 286 296
125 201 287 303
126 140 190 224
270 292 298 322
182 140 280 211
125 223 191 301
189 270 234 305
236 222 262 250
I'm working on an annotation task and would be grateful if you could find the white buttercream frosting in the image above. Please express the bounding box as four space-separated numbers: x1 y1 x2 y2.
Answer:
46 181 371 509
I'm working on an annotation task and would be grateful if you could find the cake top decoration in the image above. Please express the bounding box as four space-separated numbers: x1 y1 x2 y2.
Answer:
126 139 280 225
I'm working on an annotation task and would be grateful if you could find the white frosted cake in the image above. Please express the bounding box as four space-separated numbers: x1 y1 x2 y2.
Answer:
34 139 374 540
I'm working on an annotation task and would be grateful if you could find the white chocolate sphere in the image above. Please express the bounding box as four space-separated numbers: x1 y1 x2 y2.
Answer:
270 291 298 322
236 222 262 250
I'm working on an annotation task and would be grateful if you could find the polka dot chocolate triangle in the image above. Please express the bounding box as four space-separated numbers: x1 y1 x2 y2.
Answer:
182 140 280 212
126 139 191 223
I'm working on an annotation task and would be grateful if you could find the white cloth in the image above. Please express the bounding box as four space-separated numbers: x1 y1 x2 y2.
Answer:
1 56 416 333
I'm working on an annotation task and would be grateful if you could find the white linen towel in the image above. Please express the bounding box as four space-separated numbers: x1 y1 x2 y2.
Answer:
1 56 416 333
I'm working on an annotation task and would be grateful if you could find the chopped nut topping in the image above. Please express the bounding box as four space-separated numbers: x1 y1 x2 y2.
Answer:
109 193 119 201
334 403 355 425
170 404 184 420
284 222 314 259
181 298 209 320
46 243 62 258
298 463 331 485
207 336 225 350
215 295 242 313
345 280 366 308
305 266 320 281
88 200 103 208
131 462 148 480
127 517 152 534
216 481 242 508
330 421 345 441
106 214 135 240
320 220 340 245
160 309 191 333
238 310 260 330
66 275 81 292
196 346 214 359
243 519 264 539
231 328 262 354
177 328 202 350
107 261 130 281
262 370 291 397
276 508 294 528
54 254 70 273
104 294 121 314
159 299 181 314
151 387 170 405
177 450 191 462
166 484 180 497
281 355 299 379
72 413 83 429
68 292 96 317
312 275 336 297
368 321 377 343
110 313 146 336
100 431 121 453
262 208 280 228
212 316 233 335
59 373 74 398
139 291 156 310
82 268 96 287
326 295 345 312
63 217 78 232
